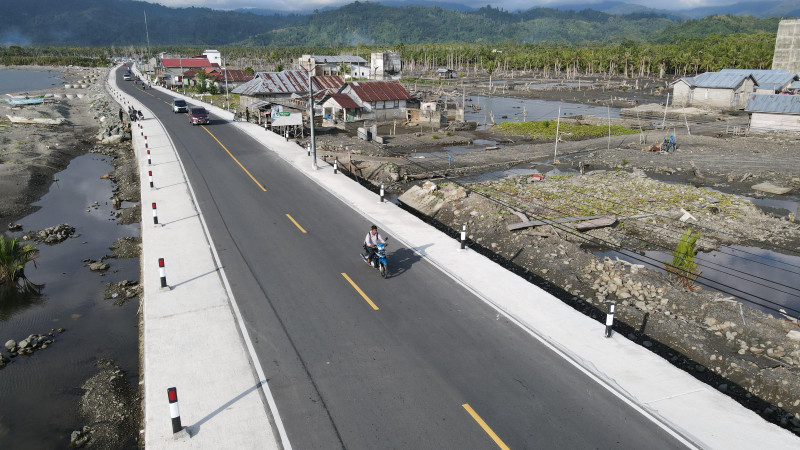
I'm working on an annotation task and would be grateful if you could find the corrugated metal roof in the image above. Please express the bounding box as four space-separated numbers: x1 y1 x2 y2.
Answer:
745 94 800 114
328 93 361 109
232 71 343 96
347 81 411 102
790 81 800 90
670 76 696 87
308 55 367 64
720 69 797 88
691 72 754 89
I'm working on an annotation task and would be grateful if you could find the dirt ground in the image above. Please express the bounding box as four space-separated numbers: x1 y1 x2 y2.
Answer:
307 73 800 432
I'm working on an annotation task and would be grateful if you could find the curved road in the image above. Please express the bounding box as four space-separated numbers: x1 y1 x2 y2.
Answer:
119 72 689 449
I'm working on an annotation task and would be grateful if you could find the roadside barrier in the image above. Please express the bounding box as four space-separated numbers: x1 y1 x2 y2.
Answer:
167 387 182 433
159 258 168 288
605 302 615 337
380 183 385 203
461 224 467 250
334 158 338 174
148 170 154 188
152 202 159 225
147 149 151 165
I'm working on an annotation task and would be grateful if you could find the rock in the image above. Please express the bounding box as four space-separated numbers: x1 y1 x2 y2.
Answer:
4 340 16 350
787 330 800 341
8 223 22 231
18 339 29 349
89 262 110 271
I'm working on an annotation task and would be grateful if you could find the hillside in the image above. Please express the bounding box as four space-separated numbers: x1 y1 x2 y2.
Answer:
0 0 303 46
0 0 786 47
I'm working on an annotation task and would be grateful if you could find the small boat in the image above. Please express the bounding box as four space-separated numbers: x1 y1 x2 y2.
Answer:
4 97 45 106
6 115 65 125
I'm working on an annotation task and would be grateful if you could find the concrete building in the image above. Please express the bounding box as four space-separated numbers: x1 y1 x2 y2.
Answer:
671 72 756 110
772 19 800 73
370 51 402 80
297 55 368 77
746 94 800 133
203 50 222 66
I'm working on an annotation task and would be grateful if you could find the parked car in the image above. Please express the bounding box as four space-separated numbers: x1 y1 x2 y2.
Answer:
188 107 209 126
171 99 188 113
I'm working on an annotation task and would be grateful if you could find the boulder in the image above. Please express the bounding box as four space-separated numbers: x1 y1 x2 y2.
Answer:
4 340 16 351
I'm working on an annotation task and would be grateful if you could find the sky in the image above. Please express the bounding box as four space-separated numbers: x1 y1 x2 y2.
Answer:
141 0 742 14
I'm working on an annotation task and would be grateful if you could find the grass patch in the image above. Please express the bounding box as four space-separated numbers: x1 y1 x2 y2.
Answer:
494 120 638 140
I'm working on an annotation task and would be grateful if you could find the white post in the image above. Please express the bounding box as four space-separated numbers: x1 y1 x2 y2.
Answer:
662 92 670 130
554 106 560 163
607 104 611 151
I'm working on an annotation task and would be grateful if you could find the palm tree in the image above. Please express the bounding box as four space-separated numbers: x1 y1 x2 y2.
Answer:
0 234 39 286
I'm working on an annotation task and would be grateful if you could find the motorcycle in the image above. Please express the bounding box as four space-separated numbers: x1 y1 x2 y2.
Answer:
361 239 389 278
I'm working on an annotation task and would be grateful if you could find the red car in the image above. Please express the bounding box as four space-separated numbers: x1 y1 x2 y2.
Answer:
189 107 209 126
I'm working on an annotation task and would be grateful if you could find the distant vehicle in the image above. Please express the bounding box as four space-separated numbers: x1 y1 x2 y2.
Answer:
188 107 209 126
171 99 188 113
122 73 131 81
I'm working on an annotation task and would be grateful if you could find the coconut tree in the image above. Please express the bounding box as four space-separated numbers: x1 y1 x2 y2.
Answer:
0 234 39 286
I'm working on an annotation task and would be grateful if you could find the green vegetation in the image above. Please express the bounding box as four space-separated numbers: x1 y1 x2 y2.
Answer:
495 121 638 140
0 234 39 287
666 229 701 290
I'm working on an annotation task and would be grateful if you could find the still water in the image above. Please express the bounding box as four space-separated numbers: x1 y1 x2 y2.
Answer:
0 68 64 95
0 154 139 448
464 94 620 128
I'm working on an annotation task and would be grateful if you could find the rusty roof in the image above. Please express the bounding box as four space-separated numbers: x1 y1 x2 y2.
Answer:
232 71 343 96
327 93 361 109
346 81 411 102
211 69 254 83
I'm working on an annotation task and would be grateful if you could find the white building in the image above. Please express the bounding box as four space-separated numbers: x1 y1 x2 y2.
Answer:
203 50 221 66
746 94 800 133
371 51 402 80
671 72 756 110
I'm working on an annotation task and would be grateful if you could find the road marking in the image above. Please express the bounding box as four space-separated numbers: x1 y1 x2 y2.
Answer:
462 403 510 450
201 125 267 192
285 214 307 233
341 273 379 310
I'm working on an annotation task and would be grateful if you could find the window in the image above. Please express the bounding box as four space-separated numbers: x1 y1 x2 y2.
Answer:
394 100 399 108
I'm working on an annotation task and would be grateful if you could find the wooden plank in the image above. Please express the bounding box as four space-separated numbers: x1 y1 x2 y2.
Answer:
572 216 617 231
507 215 606 231
752 182 792 195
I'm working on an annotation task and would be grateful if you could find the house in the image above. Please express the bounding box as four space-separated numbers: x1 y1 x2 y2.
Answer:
346 64 371 79
437 68 457 79
371 51 402 80
321 93 364 122
670 72 756 110
339 80 412 122
297 55 368 76
233 70 344 109
746 94 800 133
209 69 254 92
719 69 797 94
158 56 216 88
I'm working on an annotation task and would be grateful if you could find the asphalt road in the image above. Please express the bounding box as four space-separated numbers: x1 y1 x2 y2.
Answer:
119 73 689 449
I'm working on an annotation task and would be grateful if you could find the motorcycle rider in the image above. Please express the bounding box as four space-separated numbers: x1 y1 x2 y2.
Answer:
363 225 385 266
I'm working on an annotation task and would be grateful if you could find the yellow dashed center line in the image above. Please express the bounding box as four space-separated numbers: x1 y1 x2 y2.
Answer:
286 214 307 233
462 403 510 450
341 273 379 310
201 125 267 192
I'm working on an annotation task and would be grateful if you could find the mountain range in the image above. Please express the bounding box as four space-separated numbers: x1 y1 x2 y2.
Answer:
0 0 792 47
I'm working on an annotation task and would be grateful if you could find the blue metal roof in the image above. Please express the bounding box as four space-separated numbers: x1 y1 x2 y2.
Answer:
720 69 797 89
790 81 800 90
745 94 800 114
690 72 755 89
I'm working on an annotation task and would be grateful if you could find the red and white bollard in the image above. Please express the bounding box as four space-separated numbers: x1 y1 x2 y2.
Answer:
605 302 615 338
148 170 154 188
460 224 467 250
380 183 385 203
152 202 159 225
333 158 338 174
167 387 182 433
159 258 167 288
147 150 151 165
145 135 148 149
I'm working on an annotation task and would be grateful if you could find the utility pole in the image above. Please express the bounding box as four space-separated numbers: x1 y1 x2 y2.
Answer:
144 10 150 74
307 62 318 170
224 57 229 111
